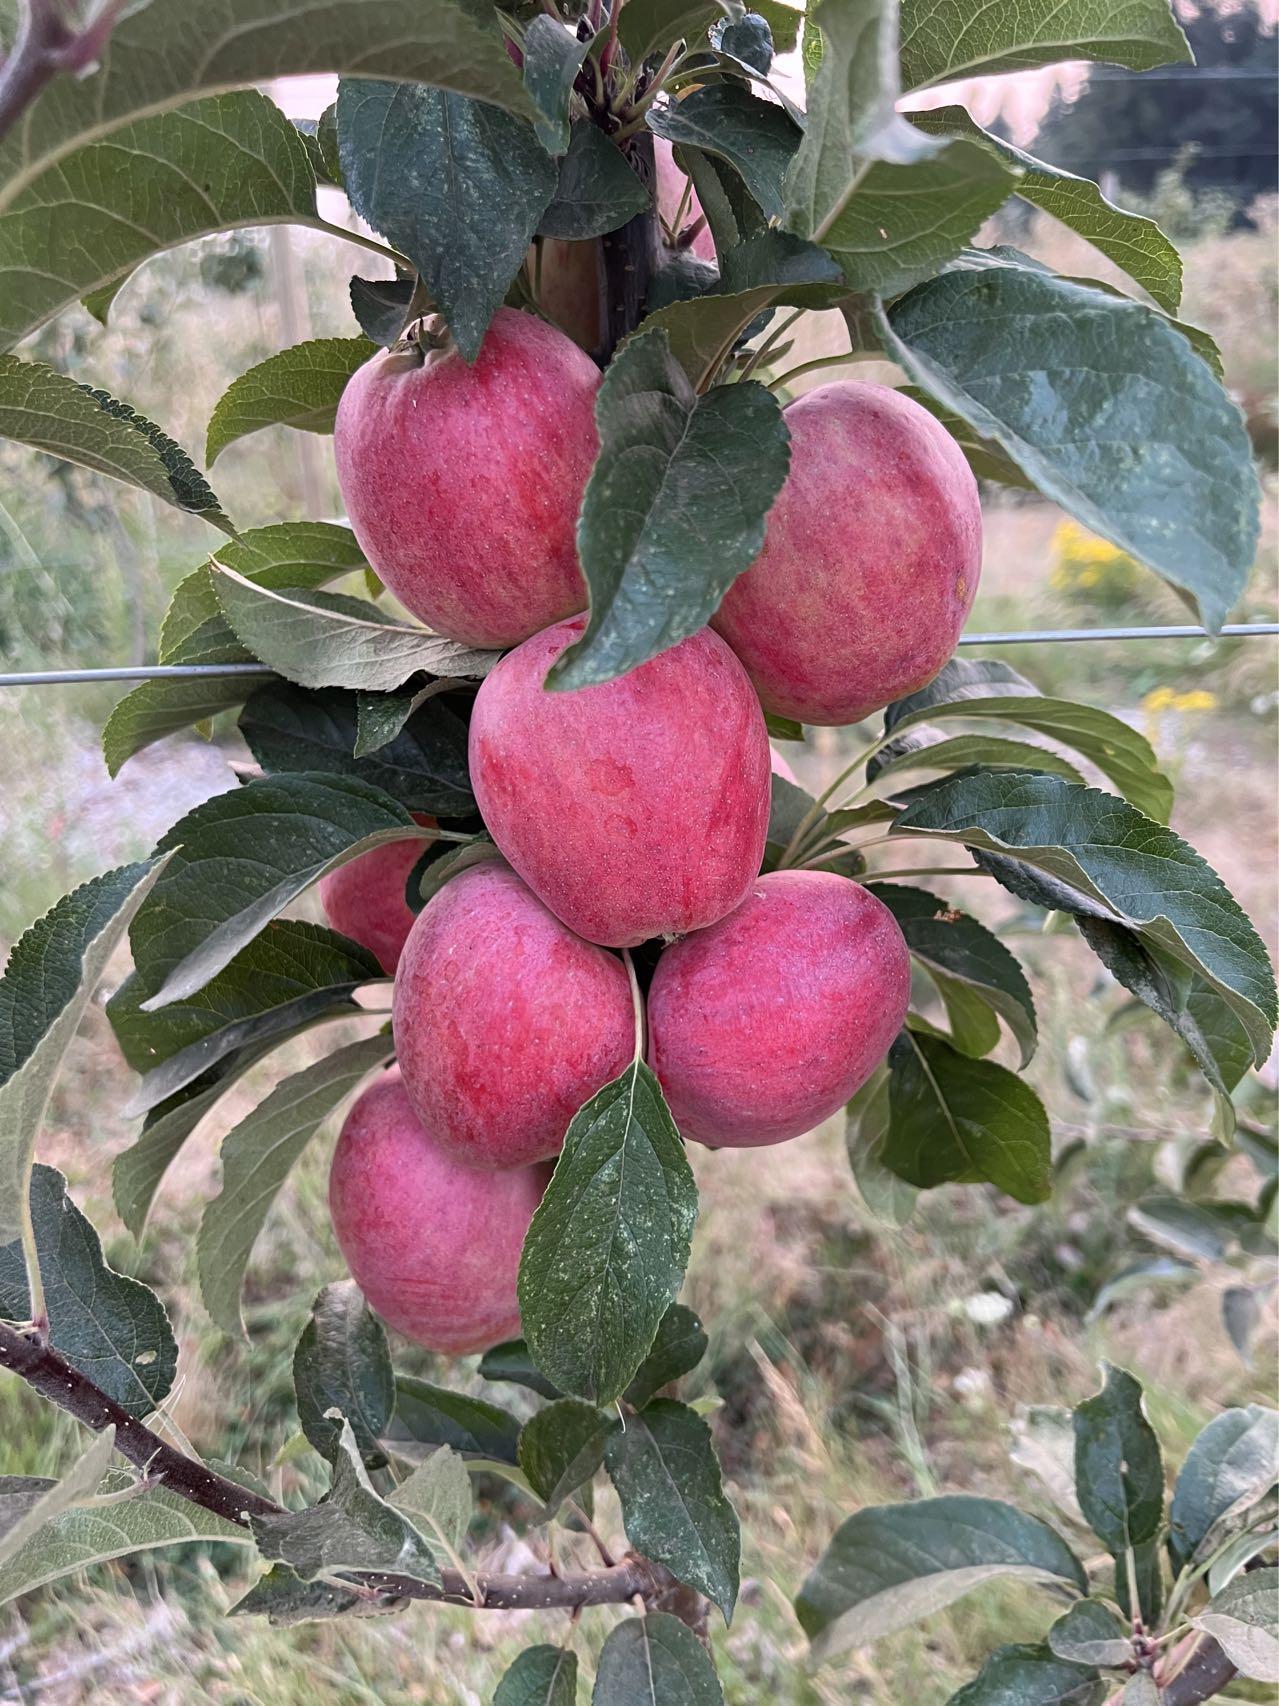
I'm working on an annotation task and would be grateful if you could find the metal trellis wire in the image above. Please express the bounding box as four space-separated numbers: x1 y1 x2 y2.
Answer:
0 625 1276 690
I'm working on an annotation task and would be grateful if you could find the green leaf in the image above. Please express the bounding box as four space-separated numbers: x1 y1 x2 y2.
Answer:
846 1064 918 1228
1073 1365 1164 1559
0 860 161 1247
214 568 498 692
883 659 1173 825
207 337 373 464
881 1030 1051 1203
112 921 382 1113
0 356 231 531
910 107 1181 313
252 1418 440 1584
230 1565 385 1625
102 672 274 780
870 733 1085 799
523 16 589 156
899 385 1036 488
538 122 652 240
0 90 317 352
386 1375 522 1464
1047 1601 1133 1669
548 328 789 691
198 1036 392 1337
619 0 721 68
1169 1405 1279 1570
625 1304 709 1408
605 1398 740 1621
495 1645 579 1706
795 1495 1087 1664
388 1446 473 1556
946 1643 1105 1706
713 13 776 75
129 772 425 1009
893 771 1277 1071
240 681 474 817
899 0 1190 90
0 0 538 229
519 1400 616 1514
349 274 419 346
0 1471 251 1607
869 885 1037 1067
1191 1568 1279 1684
593 1612 725 1705
750 0 801 54
0 1166 177 1415
477 1340 564 1402
648 85 800 222
337 80 557 364
879 269 1260 631
0 1429 116 1570
293 1280 395 1469
518 1061 697 1406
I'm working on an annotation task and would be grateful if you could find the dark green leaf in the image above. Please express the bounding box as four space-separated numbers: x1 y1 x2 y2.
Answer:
625 1304 709 1407
882 1031 1051 1203
338 79 557 363
519 1399 616 1513
1169 1405 1279 1570
518 1061 697 1406
796 1495 1087 1663
198 1036 393 1337
293 1280 395 1468
0 1165 177 1416
252 1419 439 1584
899 0 1190 90
713 13 774 74
749 0 800 53
494 1645 580 1706
946 1643 1105 1706
231 1565 386 1625
619 0 721 68
214 569 498 691
1073 1365 1164 1558
605 1398 740 1620
593 1613 724 1704
0 860 161 1246
870 885 1037 1067
1047 1600 1133 1669
0 1471 250 1607
240 681 474 816
349 275 418 346
523 16 589 155
207 337 373 463
478 1339 564 1401
129 772 426 1009
1191 1567 1279 1683
911 107 1181 313
112 921 383 1113
870 733 1085 800
386 1375 523 1464
879 270 1260 630
1128 1195 1240 1263
538 123 652 240
0 356 231 531
893 772 1276 1068
648 85 800 222
846 1064 918 1227
548 328 790 690
0 90 317 353
900 385 1036 488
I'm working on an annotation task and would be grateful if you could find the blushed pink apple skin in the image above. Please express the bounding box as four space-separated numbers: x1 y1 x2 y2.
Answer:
711 382 981 725
393 864 634 1168
328 1068 550 1354
333 308 600 649
646 870 911 1148
318 817 435 974
468 619 771 948
655 138 715 260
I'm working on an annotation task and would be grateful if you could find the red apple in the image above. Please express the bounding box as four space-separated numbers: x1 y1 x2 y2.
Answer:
334 308 600 649
329 1068 550 1354
468 619 771 947
654 137 715 260
711 382 981 725
318 817 435 974
393 863 634 1168
646 870 910 1147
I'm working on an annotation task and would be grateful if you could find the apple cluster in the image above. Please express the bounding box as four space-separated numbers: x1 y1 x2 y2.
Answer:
324 301 982 1356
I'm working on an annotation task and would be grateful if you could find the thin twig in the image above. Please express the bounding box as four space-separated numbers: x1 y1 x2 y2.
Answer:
0 0 126 142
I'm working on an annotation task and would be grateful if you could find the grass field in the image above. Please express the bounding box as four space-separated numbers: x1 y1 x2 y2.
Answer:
0 210 1275 1703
